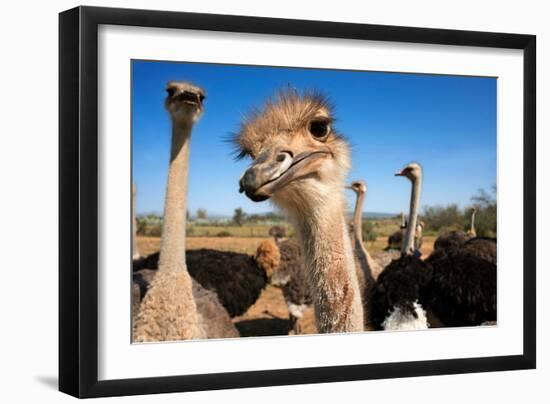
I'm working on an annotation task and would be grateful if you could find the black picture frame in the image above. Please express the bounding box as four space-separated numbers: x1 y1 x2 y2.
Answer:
59 5 536 398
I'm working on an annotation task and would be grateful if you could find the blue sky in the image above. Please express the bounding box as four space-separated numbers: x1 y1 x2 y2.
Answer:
132 60 496 216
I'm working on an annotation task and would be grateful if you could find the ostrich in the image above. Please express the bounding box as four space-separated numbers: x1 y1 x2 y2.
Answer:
414 220 425 254
424 245 496 326
268 225 287 242
432 230 470 253
385 213 424 255
432 207 477 253
132 183 141 260
370 165 496 329
370 163 432 330
386 212 406 251
133 81 238 342
346 181 381 283
132 243 282 318
467 206 478 237
237 89 364 332
346 181 399 279
423 210 496 326
432 207 496 264
260 230 312 334
462 236 497 264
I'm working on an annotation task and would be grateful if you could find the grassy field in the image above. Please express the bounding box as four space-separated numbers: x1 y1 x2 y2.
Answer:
187 224 293 238
181 217 406 238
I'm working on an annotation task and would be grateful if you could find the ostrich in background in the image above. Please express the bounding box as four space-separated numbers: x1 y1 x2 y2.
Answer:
431 205 496 264
133 81 238 341
133 246 279 318
132 184 141 261
269 237 312 334
424 204 497 326
237 89 365 332
257 225 313 334
386 212 424 256
346 180 381 285
370 164 496 329
346 181 400 280
370 163 432 330
467 206 478 237
386 212 406 251
432 207 478 253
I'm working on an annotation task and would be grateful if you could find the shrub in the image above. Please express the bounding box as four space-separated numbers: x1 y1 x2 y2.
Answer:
216 231 231 237
422 204 464 232
421 187 497 238
469 187 497 237
362 220 378 243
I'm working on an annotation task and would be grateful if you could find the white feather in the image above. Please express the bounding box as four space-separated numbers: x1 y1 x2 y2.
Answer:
382 301 429 331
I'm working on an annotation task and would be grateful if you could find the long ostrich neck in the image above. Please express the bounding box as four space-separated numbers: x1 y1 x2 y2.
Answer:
352 191 376 285
402 176 421 255
293 192 364 332
158 120 193 273
470 210 477 234
132 184 140 259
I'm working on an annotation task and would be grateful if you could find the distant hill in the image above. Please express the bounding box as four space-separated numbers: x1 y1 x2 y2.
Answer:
139 211 397 221
363 212 398 219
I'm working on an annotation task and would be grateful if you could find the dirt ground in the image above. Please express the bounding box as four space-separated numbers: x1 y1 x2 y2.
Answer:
136 235 435 337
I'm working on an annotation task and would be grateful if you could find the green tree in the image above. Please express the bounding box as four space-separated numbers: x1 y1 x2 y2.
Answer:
233 208 246 226
422 204 463 232
469 186 497 237
197 208 207 220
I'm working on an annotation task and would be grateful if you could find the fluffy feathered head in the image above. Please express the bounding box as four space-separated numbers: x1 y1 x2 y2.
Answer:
235 89 351 214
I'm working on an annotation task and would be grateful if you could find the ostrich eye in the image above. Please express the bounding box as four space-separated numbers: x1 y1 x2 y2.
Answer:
309 119 330 140
199 94 206 102
166 87 176 97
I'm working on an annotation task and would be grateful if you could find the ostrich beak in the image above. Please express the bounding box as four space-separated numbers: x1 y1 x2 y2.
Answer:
239 149 331 202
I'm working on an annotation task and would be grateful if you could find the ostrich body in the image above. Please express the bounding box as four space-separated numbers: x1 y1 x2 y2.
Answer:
133 245 280 318
370 163 431 330
134 81 238 341
432 206 496 264
424 209 497 326
237 90 364 333
425 245 496 326
433 207 478 253
462 237 497 264
386 212 406 251
386 213 423 255
261 233 312 334
433 230 470 253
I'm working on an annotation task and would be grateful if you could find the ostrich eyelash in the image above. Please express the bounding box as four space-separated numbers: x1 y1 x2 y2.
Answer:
233 148 253 161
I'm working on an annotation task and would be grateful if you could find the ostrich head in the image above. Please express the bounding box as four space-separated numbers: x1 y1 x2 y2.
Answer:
165 81 206 125
236 89 350 213
394 162 422 181
346 180 367 195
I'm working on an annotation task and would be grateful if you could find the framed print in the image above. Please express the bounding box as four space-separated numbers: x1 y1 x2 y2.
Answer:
59 6 536 398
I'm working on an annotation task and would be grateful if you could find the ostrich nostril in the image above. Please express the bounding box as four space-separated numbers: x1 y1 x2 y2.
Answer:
276 151 293 162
